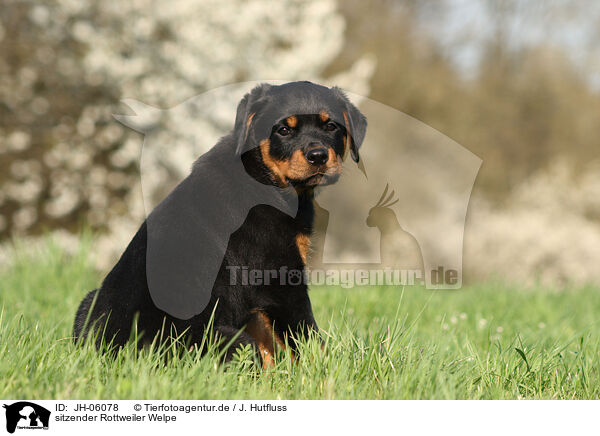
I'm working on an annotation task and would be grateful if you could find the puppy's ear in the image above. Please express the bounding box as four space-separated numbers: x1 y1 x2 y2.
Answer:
234 83 272 156
332 87 367 163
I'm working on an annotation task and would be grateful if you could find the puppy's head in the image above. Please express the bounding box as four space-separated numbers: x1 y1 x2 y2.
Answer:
234 82 367 188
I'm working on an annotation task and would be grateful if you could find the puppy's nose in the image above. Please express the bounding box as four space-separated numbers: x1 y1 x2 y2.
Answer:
305 147 329 165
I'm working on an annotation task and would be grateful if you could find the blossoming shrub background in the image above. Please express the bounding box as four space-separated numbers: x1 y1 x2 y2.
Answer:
0 0 374 267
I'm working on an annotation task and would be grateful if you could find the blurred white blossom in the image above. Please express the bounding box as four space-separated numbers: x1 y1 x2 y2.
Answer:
465 161 600 287
0 0 374 270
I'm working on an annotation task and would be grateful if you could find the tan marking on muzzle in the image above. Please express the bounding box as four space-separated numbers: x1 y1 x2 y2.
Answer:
260 140 341 186
260 139 290 187
286 149 318 179
324 147 342 174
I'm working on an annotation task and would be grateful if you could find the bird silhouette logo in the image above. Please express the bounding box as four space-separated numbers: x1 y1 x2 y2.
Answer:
366 183 424 271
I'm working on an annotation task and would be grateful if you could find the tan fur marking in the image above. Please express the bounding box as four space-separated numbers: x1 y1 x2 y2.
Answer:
286 115 297 128
260 140 341 188
285 149 314 179
324 147 342 176
244 311 287 369
319 110 330 122
260 139 289 187
325 147 337 167
261 142 315 183
296 233 311 265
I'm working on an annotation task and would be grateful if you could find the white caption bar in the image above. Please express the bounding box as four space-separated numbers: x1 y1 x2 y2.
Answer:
0 400 595 435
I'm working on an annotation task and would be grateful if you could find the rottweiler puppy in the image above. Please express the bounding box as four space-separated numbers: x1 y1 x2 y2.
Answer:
73 81 367 367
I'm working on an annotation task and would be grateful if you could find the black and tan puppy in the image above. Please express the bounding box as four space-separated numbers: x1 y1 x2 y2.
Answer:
73 81 367 366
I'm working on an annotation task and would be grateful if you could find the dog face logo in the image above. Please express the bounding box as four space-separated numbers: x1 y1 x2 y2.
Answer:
3 402 50 434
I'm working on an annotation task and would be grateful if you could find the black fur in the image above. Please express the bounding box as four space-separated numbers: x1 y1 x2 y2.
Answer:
73 81 367 362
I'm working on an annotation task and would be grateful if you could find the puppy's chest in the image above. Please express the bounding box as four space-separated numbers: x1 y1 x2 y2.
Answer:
226 203 312 268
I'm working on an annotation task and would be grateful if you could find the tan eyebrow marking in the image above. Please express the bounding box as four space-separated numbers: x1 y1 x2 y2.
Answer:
286 115 297 127
319 110 330 122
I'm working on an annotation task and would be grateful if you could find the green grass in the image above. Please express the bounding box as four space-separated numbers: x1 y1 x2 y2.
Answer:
1 235 599 399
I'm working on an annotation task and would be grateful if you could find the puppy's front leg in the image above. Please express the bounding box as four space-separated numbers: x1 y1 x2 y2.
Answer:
272 292 320 355
243 312 281 369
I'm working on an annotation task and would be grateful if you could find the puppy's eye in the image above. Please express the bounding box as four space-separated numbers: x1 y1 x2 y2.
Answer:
324 121 337 131
277 126 291 136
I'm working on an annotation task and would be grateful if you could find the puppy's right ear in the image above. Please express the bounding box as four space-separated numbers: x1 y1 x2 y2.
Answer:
234 84 272 156
332 87 367 163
